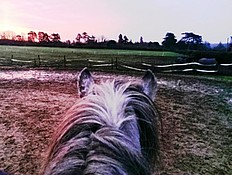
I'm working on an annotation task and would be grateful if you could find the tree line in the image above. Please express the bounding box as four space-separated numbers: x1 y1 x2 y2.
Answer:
0 30 231 52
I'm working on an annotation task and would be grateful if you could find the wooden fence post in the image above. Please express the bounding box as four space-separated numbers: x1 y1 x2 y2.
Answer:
115 57 118 70
153 58 156 72
111 58 114 70
63 55 66 67
38 55 41 67
10 55 13 65
34 58 36 67
87 59 90 68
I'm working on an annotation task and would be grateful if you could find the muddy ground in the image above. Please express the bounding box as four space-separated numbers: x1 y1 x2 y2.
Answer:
0 70 231 175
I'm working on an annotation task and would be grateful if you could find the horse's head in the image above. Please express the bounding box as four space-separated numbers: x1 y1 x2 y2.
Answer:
42 68 159 175
78 67 157 100
78 67 159 164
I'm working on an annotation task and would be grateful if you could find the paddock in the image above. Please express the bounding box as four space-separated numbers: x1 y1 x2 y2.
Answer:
0 70 231 175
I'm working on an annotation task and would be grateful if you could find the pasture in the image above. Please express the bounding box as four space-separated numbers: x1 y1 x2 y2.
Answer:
0 45 181 58
0 69 231 175
1 45 232 75
0 45 182 69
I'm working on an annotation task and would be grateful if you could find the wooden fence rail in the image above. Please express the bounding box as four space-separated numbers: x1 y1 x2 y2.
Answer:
0 55 231 75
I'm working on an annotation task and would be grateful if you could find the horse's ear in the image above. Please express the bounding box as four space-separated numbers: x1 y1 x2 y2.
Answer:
78 67 94 98
142 70 158 100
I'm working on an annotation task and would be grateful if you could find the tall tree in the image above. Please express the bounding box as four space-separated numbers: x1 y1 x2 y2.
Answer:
1 31 16 40
28 31 37 42
88 35 96 43
0 32 6 40
180 32 202 44
162 32 177 49
229 36 232 51
203 41 211 50
15 35 22 41
82 32 89 43
140 36 144 44
38 32 50 42
118 34 123 44
76 33 82 43
123 35 129 43
213 42 226 51
38 32 44 42
50 33 61 42
179 32 203 50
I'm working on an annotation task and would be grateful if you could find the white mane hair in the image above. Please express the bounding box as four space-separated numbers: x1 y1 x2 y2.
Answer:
41 68 159 175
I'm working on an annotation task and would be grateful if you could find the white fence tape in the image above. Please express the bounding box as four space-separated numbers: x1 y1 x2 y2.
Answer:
11 59 33 63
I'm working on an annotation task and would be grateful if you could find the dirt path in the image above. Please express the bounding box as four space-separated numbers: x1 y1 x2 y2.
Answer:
0 70 231 175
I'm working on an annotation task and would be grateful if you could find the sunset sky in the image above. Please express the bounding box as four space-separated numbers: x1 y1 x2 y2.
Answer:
0 0 231 43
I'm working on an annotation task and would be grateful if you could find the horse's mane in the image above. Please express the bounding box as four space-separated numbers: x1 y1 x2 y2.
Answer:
41 71 159 175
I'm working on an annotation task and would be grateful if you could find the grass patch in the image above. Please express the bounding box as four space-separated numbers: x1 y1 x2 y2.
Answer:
208 75 232 82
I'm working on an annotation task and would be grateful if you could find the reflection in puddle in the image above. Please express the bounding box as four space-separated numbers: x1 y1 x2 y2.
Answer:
0 70 76 81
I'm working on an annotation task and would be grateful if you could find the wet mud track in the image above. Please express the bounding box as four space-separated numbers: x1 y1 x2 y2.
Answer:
0 70 231 175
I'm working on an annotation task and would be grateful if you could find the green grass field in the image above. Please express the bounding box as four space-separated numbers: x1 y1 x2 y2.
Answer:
0 45 184 70
0 45 182 56
0 45 231 77
0 45 182 61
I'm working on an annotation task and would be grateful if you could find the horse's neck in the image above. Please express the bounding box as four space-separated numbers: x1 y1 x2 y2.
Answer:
85 126 146 175
120 118 141 150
